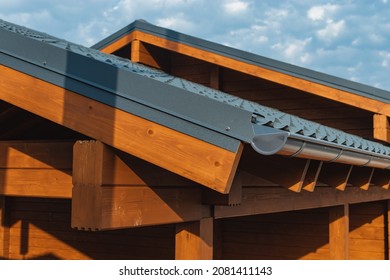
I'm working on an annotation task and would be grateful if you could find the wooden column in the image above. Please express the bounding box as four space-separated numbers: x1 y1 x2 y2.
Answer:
0 196 10 259
329 204 349 260
387 200 390 260
175 218 213 260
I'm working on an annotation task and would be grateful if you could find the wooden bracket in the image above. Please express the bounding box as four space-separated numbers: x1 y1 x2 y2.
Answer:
302 161 323 192
240 151 311 192
371 169 390 190
348 167 375 190
131 40 170 70
318 163 353 191
71 140 206 230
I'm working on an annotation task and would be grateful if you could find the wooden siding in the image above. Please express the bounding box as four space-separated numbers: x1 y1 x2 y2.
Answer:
349 201 387 260
217 208 330 260
3 197 175 260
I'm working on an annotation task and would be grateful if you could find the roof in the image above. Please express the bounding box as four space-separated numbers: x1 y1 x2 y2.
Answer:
0 19 389 171
93 19 390 104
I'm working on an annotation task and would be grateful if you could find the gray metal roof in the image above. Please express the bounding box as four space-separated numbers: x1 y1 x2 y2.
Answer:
93 19 390 104
1 19 390 160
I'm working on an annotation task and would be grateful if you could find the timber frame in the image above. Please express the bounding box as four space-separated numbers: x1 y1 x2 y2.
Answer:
1 19 390 260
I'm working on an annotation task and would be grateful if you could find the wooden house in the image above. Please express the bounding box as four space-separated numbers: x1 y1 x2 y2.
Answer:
0 19 389 260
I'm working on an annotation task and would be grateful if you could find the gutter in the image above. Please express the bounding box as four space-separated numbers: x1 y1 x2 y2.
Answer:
250 124 390 169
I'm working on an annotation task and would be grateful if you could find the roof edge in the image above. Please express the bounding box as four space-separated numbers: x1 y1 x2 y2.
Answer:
93 19 390 103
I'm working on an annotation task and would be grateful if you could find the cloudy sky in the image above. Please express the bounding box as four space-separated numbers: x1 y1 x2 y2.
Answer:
1 0 390 91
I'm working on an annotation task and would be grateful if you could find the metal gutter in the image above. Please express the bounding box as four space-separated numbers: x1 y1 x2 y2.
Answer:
250 125 390 169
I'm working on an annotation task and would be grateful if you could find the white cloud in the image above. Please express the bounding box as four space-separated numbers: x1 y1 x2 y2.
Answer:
223 0 249 15
316 20 345 42
272 37 312 65
379 51 390 67
307 4 339 21
156 13 195 32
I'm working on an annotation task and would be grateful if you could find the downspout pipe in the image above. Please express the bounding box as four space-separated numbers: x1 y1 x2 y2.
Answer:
250 124 390 169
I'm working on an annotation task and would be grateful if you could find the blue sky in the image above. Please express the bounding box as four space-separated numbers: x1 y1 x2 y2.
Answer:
1 0 390 91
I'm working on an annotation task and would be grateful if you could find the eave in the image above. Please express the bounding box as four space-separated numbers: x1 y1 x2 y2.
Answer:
93 20 390 116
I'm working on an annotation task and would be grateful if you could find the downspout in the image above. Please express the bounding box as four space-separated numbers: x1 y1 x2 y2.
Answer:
250 124 390 169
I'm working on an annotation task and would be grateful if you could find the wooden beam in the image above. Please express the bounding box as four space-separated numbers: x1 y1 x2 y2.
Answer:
302 161 323 192
129 31 390 115
374 114 390 143
175 218 213 260
71 140 206 230
348 167 375 190
387 200 390 260
240 151 310 192
0 65 242 193
214 186 390 219
210 65 221 90
0 141 73 198
99 32 136 54
0 197 10 259
202 172 242 206
318 163 353 191
131 40 170 70
329 204 349 260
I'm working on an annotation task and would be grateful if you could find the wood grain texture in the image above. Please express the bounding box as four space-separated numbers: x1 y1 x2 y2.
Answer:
0 141 73 198
373 114 390 143
72 141 205 230
175 218 213 260
329 204 349 259
0 65 242 192
0 197 10 259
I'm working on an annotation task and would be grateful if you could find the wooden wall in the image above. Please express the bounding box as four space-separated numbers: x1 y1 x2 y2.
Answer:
1 197 175 260
349 201 388 260
216 201 389 260
217 208 330 260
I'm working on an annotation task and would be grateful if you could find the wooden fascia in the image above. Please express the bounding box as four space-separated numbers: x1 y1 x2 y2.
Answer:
0 65 243 193
100 30 390 115
71 140 210 230
0 141 73 198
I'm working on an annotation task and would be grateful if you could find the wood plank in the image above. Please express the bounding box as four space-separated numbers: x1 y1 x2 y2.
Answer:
214 186 390 219
329 204 349 260
99 32 136 54
318 163 353 191
175 218 213 260
0 65 242 193
131 40 170 70
0 169 72 198
373 114 390 143
388 200 390 260
132 31 390 115
0 141 73 169
202 172 242 206
0 197 10 259
71 141 206 230
210 65 221 90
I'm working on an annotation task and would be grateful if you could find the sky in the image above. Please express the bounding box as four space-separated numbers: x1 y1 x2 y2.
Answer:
1 0 390 91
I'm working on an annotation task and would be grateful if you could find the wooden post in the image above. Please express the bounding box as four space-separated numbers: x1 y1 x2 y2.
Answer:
387 200 390 260
0 196 10 259
329 204 349 260
175 218 213 260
